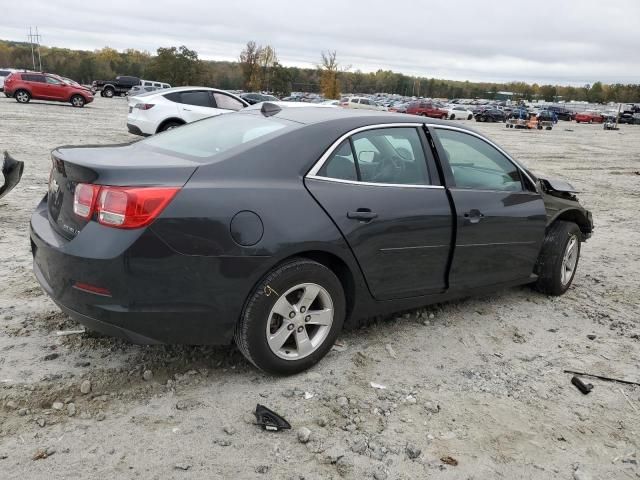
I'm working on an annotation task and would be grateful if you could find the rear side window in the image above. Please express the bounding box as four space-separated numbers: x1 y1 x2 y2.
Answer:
435 129 523 192
142 114 296 160
0 70 10 76
23 74 46 83
317 127 430 185
213 93 245 111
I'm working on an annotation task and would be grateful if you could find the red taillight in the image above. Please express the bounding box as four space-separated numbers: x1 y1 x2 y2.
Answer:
73 282 112 297
73 184 179 229
134 103 155 110
73 183 100 219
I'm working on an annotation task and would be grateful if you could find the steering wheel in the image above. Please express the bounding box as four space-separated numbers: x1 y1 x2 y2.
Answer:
372 155 405 183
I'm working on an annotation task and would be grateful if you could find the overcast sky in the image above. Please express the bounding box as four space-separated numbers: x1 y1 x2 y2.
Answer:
3 0 640 85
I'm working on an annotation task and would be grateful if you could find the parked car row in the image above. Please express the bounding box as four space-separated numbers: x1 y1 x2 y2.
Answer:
91 76 171 98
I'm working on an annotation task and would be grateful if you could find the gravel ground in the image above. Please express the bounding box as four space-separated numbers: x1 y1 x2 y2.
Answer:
0 96 639 479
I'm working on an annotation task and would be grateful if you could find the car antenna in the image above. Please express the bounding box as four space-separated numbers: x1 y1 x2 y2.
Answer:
261 102 281 117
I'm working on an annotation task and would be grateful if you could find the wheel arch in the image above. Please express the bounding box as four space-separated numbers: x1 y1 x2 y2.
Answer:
270 250 358 321
548 208 592 239
156 117 186 133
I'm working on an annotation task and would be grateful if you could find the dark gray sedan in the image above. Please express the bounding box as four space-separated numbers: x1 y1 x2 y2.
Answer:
30 104 593 374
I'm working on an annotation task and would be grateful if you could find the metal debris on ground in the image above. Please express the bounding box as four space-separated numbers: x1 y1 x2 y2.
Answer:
564 369 640 387
571 376 594 395
254 404 291 431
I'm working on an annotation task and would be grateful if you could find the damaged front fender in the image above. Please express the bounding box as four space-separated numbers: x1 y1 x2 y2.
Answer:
0 151 24 200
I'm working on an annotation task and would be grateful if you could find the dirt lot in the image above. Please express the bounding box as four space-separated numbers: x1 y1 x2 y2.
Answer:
1 96 639 479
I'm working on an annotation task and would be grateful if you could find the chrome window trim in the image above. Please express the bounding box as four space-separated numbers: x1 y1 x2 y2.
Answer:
426 123 538 189
306 123 430 187
306 176 445 190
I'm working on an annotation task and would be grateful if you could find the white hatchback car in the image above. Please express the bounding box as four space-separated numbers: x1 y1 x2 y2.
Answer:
343 96 384 111
446 105 474 120
127 86 249 136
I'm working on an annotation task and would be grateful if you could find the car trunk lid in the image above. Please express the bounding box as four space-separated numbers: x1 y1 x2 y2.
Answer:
47 142 198 240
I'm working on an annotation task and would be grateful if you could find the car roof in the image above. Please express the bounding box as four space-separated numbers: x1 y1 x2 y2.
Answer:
132 86 239 99
239 103 461 129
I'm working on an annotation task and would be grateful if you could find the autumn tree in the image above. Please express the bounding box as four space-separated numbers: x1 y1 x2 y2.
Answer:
239 41 262 91
319 50 341 99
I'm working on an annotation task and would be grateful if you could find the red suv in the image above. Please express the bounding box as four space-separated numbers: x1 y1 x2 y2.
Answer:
405 101 448 119
4 72 93 107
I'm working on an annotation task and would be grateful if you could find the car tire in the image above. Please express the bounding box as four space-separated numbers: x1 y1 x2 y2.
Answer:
533 221 581 296
235 258 346 374
449 114 455 120
70 95 85 108
15 90 30 104
103 88 114 98
158 121 183 132
589 119 593 124
467 114 472 120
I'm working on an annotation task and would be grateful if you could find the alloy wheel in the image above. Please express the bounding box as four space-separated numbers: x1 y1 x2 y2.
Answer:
265 283 334 360
561 235 579 286
16 92 29 103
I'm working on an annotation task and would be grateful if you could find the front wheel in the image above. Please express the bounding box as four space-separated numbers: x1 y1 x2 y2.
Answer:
103 88 114 98
235 258 346 374
70 95 85 108
533 221 581 296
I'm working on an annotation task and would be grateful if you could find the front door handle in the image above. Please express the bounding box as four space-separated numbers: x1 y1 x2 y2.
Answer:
347 209 378 221
463 209 485 224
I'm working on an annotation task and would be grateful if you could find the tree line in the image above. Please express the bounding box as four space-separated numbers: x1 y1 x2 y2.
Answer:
1 39 639 103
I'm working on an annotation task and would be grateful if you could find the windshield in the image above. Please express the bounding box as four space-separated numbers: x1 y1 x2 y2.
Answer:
142 113 297 160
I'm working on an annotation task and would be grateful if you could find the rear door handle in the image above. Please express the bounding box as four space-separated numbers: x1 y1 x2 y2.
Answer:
347 209 378 221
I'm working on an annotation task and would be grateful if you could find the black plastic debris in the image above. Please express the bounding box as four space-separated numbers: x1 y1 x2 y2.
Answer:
254 404 291 431
571 376 593 395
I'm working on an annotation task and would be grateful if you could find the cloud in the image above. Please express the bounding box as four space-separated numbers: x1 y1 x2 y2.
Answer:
3 0 639 84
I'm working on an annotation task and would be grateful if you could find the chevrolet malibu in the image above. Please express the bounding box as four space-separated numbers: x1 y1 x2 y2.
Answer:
30 104 593 374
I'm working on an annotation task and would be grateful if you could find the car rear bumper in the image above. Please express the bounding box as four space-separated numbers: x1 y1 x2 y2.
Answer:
29 198 245 345
126 123 149 136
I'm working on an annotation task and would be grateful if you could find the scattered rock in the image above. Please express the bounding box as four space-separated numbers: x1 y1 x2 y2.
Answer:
336 455 354 477
223 425 236 436
373 467 388 480
43 353 59 361
32 447 55 460
52 401 64 411
587 334 596 340
174 463 191 471
18 408 28 417
67 403 76 417
297 427 312 444
405 443 421 460
5 400 17 410
255 465 270 474
316 416 328 427
350 434 367 454
80 380 91 395
574 468 591 480
215 439 232 447
424 401 440 414
336 396 349 407
36 418 46 428
142 370 153 381
96 411 106 422
441 455 458 466
370 382 387 390
384 344 397 359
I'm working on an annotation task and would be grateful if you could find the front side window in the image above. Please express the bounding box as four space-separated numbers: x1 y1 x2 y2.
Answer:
317 127 430 185
435 129 523 192
178 90 212 108
213 93 245 111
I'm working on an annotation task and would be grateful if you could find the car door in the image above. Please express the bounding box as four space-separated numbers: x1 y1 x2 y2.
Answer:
306 125 453 300
44 75 67 100
211 92 246 112
176 90 218 122
430 126 546 290
24 74 47 98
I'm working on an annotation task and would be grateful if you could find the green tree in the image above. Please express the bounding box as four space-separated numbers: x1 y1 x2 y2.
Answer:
319 51 341 99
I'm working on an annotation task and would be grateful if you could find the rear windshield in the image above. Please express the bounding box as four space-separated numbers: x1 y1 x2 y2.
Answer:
141 113 296 160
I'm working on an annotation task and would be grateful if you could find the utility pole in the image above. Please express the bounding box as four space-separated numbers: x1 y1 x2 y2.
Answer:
27 27 43 71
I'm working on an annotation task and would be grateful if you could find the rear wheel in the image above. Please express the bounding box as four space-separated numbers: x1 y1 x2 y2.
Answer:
158 121 183 132
450 114 455 120
15 90 30 104
70 95 85 108
467 114 473 120
103 87 114 98
533 221 581 296
235 258 346 374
